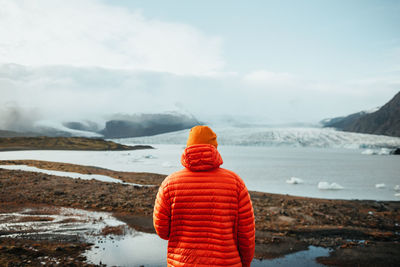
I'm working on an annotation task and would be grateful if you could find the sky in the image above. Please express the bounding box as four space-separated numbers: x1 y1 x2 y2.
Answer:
1 0 399 130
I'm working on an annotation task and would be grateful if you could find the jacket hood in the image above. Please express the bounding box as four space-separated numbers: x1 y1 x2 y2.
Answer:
181 144 223 171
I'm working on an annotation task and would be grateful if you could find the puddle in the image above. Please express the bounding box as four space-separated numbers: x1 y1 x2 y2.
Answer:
86 237 330 267
252 246 331 267
0 164 153 187
85 231 167 266
87 237 330 267
1 206 331 266
0 207 124 240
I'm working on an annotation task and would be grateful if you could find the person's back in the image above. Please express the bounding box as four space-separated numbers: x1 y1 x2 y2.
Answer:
153 126 255 267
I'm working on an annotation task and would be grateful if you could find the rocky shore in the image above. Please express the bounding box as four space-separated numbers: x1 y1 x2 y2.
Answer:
0 160 399 266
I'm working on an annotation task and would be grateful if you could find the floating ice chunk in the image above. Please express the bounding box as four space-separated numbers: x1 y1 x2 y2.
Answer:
375 183 386 189
361 148 391 155
362 149 375 155
286 177 304 184
378 148 391 155
394 185 400 191
318 181 344 190
395 193 400 198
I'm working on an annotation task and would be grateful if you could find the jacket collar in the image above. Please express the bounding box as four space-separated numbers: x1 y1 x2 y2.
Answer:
181 144 223 171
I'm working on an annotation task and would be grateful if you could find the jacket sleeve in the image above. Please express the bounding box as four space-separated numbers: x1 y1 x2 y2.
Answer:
237 184 255 267
153 178 171 240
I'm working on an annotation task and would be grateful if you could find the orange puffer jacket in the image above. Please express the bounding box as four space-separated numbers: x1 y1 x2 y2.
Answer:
153 144 255 267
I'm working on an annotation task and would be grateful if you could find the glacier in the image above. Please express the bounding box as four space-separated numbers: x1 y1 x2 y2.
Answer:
113 126 400 149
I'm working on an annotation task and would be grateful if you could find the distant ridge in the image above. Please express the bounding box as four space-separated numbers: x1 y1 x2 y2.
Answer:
322 91 400 137
0 136 153 151
100 113 201 138
0 112 201 138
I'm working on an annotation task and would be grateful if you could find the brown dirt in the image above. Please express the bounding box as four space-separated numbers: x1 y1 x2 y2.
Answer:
101 225 125 236
1 162 400 266
0 159 166 185
0 238 96 267
316 242 400 267
0 136 153 151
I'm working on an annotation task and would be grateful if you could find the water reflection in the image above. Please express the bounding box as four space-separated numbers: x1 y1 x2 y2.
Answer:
252 246 331 267
86 231 331 267
85 231 167 267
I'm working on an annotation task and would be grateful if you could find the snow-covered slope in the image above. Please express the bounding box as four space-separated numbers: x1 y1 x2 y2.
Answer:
34 120 103 137
113 126 400 149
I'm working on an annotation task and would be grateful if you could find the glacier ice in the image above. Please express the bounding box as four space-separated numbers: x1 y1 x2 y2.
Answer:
114 126 400 149
318 182 344 190
362 148 392 155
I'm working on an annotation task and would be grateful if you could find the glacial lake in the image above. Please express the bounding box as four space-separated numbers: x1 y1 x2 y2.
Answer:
0 144 399 200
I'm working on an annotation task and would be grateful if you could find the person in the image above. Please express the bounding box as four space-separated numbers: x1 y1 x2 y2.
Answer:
153 125 255 266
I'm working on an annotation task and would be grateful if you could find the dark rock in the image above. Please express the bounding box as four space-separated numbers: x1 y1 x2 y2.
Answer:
390 148 400 155
321 91 400 137
100 113 201 138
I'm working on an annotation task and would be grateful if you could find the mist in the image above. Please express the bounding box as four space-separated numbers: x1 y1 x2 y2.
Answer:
0 103 41 132
1 63 398 132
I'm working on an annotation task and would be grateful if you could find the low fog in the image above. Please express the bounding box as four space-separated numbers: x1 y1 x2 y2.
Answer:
1 64 397 133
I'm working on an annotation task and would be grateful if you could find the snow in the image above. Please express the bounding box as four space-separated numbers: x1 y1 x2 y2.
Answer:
318 182 344 190
286 177 304 184
365 106 381 114
114 126 400 149
0 165 152 187
34 120 102 137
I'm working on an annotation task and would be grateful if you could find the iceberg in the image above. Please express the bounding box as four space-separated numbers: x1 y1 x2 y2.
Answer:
361 149 375 155
394 185 400 191
318 182 344 190
375 183 386 189
362 148 392 155
286 177 304 184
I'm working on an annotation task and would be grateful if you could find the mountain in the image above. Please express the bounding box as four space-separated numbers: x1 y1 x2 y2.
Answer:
0 111 201 138
322 91 400 137
0 130 40 138
320 111 370 130
99 113 201 138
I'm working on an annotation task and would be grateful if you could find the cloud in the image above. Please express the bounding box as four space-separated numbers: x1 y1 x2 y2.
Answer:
1 1 399 127
1 64 399 128
0 0 224 75
0 103 41 132
243 70 298 87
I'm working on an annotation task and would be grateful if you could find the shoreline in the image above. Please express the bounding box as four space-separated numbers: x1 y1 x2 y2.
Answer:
0 136 154 151
1 160 400 266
